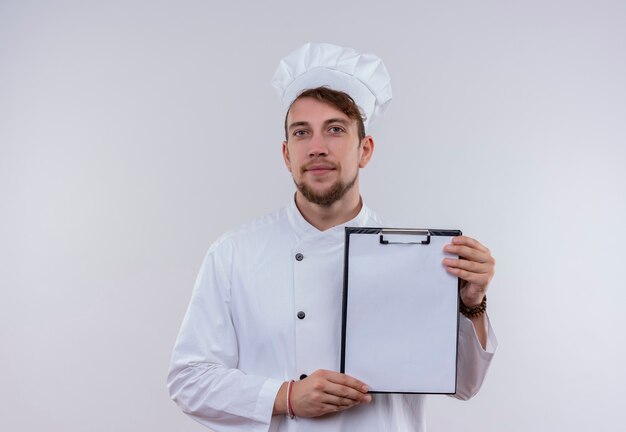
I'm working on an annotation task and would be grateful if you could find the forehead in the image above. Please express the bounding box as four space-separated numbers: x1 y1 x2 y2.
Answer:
287 97 354 125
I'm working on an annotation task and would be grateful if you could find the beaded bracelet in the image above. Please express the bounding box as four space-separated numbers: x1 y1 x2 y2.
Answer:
459 295 487 318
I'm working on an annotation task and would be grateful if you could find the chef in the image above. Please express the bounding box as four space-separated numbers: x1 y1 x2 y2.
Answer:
167 42 497 432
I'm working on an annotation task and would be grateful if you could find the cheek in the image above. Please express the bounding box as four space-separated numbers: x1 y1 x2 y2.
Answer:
350 150 363 168
288 148 306 169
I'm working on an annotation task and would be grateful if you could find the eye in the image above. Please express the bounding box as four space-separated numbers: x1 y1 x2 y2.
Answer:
293 129 309 137
329 126 345 134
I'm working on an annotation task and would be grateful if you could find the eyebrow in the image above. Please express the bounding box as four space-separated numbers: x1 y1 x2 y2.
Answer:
324 118 350 128
287 121 310 132
287 118 351 131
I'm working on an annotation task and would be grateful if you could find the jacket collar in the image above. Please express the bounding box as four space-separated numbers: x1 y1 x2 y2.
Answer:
286 194 370 240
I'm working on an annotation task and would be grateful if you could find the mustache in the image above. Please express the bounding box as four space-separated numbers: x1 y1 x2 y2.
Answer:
300 160 339 174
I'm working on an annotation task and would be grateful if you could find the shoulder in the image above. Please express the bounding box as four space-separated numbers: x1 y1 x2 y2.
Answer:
362 205 392 227
207 207 291 255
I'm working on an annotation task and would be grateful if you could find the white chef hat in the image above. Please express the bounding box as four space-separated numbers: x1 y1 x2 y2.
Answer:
271 42 392 129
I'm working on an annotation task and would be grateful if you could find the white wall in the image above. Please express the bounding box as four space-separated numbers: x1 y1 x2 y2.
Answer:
1 1 624 431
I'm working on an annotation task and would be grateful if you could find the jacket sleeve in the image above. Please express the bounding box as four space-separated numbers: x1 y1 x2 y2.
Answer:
451 313 498 400
167 242 284 432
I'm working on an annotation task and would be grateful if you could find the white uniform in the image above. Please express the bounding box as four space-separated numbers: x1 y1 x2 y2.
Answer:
167 199 497 431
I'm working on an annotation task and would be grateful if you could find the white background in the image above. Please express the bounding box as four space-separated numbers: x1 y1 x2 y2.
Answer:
1 1 625 431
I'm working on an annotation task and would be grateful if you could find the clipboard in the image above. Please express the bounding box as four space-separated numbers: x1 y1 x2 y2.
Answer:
340 227 462 394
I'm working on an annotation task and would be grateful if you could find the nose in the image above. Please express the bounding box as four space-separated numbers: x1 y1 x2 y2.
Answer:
308 134 329 158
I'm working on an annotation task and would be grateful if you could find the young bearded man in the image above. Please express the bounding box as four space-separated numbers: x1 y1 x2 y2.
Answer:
168 43 497 432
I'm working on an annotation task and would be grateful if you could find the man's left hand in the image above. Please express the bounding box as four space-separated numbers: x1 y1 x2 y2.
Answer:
443 236 495 307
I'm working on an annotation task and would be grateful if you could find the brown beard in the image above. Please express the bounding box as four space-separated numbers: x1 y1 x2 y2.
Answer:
295 172 358 207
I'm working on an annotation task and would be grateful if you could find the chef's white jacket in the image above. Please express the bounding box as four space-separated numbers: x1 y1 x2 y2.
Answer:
167 199 497 431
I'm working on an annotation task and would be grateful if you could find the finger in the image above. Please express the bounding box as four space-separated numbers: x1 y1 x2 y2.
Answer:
320 392 363 407
451 236 489 252
444 245 490 263
325 372 369 393
443 258 490 274
320 402 352 414
445 266 491 284
323 381 370 403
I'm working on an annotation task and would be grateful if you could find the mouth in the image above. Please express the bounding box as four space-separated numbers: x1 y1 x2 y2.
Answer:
303 163 337 176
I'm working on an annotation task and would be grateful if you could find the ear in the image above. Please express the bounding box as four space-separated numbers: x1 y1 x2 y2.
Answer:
358 136 375 168
282 141 292 172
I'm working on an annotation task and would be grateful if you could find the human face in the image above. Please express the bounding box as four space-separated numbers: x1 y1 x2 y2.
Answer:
282 97 374 207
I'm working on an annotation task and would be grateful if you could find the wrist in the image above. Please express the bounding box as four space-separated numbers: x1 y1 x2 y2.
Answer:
460 295 487 318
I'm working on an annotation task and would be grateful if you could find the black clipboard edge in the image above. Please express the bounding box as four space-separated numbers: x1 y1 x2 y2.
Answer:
340 226 463 395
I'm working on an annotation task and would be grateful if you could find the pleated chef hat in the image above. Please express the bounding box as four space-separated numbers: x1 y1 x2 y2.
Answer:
271 42 392 129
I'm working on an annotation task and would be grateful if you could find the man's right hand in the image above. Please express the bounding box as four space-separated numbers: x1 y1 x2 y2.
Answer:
288 369 372 417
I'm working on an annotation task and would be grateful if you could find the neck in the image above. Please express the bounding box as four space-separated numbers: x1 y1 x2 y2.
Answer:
294 183 363 231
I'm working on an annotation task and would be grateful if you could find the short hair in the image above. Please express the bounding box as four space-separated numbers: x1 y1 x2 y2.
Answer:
284 86 366 142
